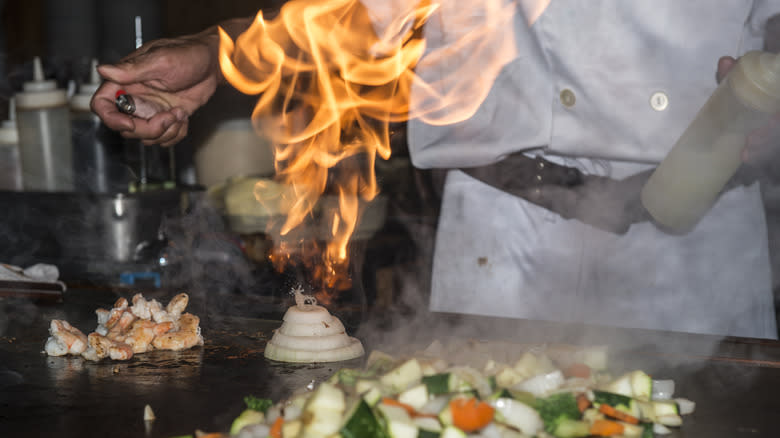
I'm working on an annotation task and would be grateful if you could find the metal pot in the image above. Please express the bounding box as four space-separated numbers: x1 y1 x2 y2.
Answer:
0 190 186 278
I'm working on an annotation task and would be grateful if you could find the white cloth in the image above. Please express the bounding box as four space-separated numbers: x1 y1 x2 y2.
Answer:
359 0 780 338
0 263 66 291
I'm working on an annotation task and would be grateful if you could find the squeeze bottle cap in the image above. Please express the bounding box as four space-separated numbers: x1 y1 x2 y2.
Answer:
730 51 780 113
15 57 68 109
0 98 19 144
71 59 102 111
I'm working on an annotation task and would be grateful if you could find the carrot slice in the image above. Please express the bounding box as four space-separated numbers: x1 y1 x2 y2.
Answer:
564 362 592 378
449 397 495 432
590 419 625 436
598 403 640 425
269 416 284 438
576 393 591 412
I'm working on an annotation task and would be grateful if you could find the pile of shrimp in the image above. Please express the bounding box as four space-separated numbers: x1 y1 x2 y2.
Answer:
44 293 203 361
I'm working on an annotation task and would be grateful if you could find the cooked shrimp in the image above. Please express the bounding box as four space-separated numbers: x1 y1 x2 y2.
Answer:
86 332 113 360
84 332 134 361
130 293 152 320
149 299 173 324
105 311 136 343
151 313 203 351
104 297 129 330
124 320 173 353
95 308 110 325
44 320 88 356
109 342 134 361
165 293 189 319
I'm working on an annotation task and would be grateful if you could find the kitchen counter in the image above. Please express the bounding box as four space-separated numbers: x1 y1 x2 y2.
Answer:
2 288 780 437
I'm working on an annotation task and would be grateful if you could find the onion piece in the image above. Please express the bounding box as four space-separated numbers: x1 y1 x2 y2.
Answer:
512 369 565 397
675 398 696 415
652 379 675 400
264 293 364 363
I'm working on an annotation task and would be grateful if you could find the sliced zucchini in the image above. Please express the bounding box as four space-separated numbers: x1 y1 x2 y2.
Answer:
356 379 387 406
399 383 430 410
550 418 590 438
489 388 536 407
306 382 346 412
303 382 347 437
381 358 424 392
340 399 387 438
439 425 466 438
422 373 468 396
637 400 682 426
229 409 265 435
438 402 454 427
603 370 652 400
377 402 419 438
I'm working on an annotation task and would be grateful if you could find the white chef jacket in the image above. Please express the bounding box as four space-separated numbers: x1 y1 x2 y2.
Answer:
366 0 780 338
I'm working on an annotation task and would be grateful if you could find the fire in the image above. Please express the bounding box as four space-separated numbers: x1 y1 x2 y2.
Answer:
218 0 517 300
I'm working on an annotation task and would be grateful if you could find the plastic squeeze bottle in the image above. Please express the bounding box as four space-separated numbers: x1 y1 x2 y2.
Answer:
0 98 23 190
71 59 129 193
641 51 780 232
15 56 74 191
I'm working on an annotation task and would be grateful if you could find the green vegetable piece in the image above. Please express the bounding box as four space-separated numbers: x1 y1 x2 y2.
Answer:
551 418 590 438
332 368 373 386
592 390 632 408
341 400 389 438
229 409 265 435
243 395 273 413
422 373 451 395
418 430 441 438
535 393 582 436
642 422 654 438
492 388 536 406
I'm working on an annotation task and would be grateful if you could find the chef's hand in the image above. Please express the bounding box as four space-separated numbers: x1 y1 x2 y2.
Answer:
91 19 251 146
717 55 780 165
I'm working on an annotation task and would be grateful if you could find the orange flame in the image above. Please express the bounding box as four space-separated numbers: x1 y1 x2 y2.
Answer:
219 0 517 298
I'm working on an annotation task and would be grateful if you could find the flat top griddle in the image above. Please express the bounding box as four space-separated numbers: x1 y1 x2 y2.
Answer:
2 289 780 437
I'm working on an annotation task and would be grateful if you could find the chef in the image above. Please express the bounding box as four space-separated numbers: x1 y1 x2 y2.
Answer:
92 1 780 339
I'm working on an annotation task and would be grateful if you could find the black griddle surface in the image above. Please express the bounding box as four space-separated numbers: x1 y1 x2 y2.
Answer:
3 291 780 437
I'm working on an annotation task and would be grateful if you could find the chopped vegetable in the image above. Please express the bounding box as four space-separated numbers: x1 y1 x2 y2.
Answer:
341 400 387 438
223 345 695 438
598 403 640 424
536 392 582 435
381 397 419 417
589 418 625 436
576 393 591 413
449 397 495 432
243 395 273 413
229 409 265 435
269 416 283 438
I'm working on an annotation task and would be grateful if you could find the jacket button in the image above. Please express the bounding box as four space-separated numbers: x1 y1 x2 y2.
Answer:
559 89 576 107
650 91 669 111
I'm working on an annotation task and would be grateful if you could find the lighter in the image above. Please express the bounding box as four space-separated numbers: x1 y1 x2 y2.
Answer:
115 90 136 115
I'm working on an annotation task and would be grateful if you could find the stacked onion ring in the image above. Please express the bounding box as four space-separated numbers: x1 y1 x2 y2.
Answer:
264 289 364 363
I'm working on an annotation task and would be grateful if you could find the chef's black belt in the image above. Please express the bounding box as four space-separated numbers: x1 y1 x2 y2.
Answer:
461 152 758 235
460 153 655 235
